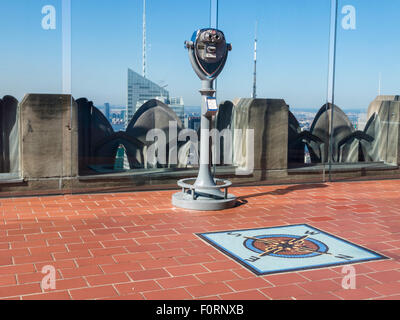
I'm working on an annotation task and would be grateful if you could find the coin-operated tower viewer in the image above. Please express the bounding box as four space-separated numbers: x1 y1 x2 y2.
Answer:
172 29 237 211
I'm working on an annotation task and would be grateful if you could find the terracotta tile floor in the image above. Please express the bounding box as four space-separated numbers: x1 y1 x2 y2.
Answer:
0 180 400 300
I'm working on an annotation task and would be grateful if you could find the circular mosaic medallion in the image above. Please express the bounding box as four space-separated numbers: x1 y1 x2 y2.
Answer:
243 234 329 258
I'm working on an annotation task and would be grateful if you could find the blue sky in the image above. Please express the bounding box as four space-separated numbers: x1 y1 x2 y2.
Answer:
0 0 399 110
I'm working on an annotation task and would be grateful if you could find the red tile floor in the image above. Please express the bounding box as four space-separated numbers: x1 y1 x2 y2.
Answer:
0 180 399 300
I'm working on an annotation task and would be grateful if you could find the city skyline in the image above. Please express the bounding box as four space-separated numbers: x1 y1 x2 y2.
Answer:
0 0 399 110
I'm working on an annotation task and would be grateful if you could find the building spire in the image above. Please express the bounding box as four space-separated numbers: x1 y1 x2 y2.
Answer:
378 72 382 95
143 0 147 78
252 21 258 99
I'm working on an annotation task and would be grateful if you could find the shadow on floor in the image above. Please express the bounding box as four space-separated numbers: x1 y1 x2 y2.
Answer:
239 183 329 201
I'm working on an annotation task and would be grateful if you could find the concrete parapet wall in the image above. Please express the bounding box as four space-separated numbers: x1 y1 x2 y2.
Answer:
232 98 289 171
20 94 78 179
366 96 400 165
0 93 398 198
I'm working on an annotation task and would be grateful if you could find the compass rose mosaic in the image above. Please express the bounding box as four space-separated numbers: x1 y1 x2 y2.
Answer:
197 224 388 275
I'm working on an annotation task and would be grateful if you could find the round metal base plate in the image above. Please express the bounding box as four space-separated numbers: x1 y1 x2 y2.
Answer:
172 192 237 211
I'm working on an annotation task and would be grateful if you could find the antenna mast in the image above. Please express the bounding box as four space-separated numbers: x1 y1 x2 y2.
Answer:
143 0 147 78
252 21 258 99
378 72 382 95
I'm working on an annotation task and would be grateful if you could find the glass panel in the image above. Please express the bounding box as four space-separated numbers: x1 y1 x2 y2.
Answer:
216 0 332 185
0 0 349 197
0 0 71 197
70 0 207 194
330 0 400 181
68 0 333 196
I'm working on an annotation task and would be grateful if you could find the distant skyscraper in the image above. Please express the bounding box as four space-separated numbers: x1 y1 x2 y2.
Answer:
104 103 110 120
142 0 147 78
168 97 185 124
187 116 201 132
126 68 169 124
125 0 180 125
120 110 126 121
252 21 258 99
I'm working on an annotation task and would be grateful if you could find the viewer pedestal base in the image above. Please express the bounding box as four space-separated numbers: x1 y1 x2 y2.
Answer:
172 190 237 211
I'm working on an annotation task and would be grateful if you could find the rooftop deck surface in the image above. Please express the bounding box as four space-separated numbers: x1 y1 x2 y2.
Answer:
0 180 399 300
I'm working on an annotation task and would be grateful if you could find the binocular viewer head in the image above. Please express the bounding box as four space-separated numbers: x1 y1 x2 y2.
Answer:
199 29 223 44
185 28 231 81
